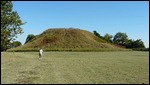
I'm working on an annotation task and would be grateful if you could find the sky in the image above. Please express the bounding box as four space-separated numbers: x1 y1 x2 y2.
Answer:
12 1 149 48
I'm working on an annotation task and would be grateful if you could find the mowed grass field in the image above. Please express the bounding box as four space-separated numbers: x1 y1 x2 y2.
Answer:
1 51 149 84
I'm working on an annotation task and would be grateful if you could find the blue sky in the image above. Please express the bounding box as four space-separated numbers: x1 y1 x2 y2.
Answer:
13 1 149 47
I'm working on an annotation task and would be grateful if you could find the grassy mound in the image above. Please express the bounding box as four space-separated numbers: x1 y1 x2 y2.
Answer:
7 28 129 52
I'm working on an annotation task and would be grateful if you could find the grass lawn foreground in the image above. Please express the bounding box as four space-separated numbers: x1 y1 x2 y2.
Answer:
1 51 149 84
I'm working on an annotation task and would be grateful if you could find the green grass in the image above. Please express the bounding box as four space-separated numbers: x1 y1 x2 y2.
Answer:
1 51 149 84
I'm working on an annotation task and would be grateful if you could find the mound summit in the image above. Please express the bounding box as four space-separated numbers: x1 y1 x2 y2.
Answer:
8 28 127 51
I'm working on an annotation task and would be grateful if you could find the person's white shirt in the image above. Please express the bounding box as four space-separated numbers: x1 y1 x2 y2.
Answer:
39 49 43 60
39 49 43 55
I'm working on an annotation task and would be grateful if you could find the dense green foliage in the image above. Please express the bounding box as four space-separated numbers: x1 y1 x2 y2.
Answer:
25 34 36 44
1 1 25 51
113 32 128 46
93 30 101 38
93 30 104 39
103 33 113 43
10 41 22 48
93 31 147 50
125 39 145 48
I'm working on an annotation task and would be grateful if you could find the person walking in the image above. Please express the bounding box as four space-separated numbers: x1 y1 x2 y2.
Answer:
39 48 43 60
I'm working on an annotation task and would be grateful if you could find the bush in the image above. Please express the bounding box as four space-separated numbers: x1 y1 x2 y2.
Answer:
132 48 149 51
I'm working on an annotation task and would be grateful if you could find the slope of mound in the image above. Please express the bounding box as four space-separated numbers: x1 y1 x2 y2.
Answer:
7 28 128 51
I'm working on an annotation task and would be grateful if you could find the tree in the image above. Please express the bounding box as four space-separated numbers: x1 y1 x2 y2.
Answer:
93 30 101 38
132 39 145 48
113 32 128 46
25 34 36 44
125 39 145 49
93 30 104 39
10 41 22 48
1 1 25 51
125 39 134 48
104 33 113 43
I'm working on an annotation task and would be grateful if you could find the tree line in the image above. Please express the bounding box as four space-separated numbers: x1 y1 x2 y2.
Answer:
93 30 149 51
